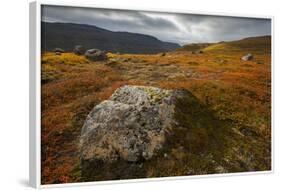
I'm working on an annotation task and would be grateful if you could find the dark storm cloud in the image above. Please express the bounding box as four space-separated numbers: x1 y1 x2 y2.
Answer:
42 6 179 33
42 5 271 45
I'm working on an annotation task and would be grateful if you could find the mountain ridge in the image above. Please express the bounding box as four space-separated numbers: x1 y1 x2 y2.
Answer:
41 22 180 54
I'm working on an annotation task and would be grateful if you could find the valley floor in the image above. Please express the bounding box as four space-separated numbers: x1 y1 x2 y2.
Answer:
41 46 271 184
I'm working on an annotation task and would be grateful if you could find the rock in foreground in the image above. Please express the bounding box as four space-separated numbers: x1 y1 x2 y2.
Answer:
80 86 177 162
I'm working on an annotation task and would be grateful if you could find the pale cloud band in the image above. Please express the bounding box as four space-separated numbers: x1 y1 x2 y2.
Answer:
42 5 271 45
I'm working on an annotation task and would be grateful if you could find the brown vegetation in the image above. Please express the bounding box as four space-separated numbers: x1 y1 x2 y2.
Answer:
41 36 271 184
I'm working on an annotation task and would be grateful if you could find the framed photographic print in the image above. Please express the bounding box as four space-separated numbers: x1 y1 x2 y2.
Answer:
29 1 273 188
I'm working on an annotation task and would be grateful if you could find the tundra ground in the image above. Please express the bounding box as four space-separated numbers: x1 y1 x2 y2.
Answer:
41 36 271 184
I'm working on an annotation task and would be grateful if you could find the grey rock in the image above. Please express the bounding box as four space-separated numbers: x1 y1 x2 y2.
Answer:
241 53 254 61
53 48 65 53
73 45 86 55
85 49 107 61
80 86 178 165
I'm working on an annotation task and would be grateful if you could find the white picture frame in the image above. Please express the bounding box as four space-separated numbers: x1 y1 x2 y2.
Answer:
29 1 274 188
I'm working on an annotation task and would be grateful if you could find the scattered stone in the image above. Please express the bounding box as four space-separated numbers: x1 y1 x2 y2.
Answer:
196 50 203 54
256 60 264 64
55 52 61 56
160 52 166 56
241 53 254 61
85 49 107 61
53 48 65 53
73 45 86 55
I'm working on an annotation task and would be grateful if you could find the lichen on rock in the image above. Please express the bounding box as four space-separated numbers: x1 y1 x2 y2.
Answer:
80 85 177 164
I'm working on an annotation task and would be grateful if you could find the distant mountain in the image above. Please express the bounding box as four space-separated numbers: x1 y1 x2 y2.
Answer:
41 22 180 54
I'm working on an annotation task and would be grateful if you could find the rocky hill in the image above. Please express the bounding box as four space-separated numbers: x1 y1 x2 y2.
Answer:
41 22 180 54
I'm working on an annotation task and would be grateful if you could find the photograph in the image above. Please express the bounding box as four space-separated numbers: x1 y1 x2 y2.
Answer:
40 5 272 185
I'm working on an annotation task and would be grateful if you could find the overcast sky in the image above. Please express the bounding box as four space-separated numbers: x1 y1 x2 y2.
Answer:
42 5 271 45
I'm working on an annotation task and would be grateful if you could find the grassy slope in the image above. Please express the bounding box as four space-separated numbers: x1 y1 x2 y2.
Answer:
41 36 271 184
177 43 213 52
204 35 271 54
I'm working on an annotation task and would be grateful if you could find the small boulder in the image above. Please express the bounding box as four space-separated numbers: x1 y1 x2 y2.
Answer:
160 52 166 56
241 53 254 61
73 45 86 55
85 49 107 61
53 48 65 53
196 50 203 54
55 52 61 56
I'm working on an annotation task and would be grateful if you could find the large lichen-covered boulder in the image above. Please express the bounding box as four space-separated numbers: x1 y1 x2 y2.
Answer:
80 86 179 162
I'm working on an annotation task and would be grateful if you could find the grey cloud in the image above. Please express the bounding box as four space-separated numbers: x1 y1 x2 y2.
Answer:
42 5 271 45
42 6 178 32
173 14 271 43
